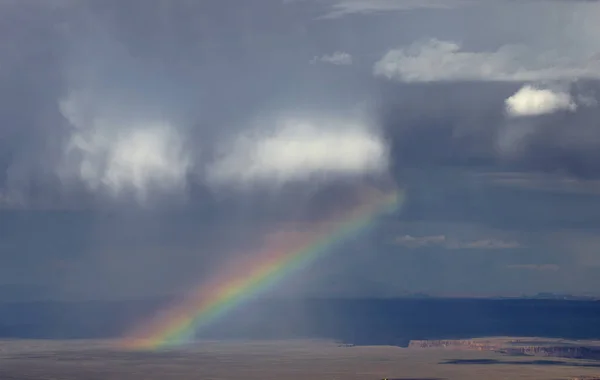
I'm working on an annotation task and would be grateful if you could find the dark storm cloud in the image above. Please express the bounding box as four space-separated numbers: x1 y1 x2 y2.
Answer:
2 0 600 300
376 79 600 179
0 2 73 205
0 0 392 208
3 0 600 204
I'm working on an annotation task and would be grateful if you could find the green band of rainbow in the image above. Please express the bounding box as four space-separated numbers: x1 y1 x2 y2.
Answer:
121 188 404 350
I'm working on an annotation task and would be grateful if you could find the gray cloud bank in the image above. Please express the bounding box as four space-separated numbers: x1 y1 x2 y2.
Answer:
2 0 600 299
4 0 600 208
318 0 472 19
0 1 390 208
373 39 600 83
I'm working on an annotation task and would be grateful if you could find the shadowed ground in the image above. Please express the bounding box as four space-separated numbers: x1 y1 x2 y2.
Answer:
2 339 600 380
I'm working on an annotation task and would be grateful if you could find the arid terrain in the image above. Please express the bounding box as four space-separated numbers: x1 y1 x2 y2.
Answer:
409 337 600 360
2 339 600 380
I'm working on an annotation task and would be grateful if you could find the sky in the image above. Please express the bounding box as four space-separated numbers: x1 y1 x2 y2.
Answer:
2 0 600 301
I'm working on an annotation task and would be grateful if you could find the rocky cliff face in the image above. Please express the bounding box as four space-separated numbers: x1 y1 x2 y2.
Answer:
499 345 600 359
408 339 600 360
409 339 495 351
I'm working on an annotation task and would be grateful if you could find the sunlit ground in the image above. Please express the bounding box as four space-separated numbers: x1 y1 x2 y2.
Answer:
1 339 600 379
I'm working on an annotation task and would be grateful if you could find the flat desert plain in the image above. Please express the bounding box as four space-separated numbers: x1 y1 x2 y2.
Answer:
1 339 600 380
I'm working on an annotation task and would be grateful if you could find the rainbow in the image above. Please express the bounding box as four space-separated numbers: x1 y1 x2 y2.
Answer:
121 188 404 350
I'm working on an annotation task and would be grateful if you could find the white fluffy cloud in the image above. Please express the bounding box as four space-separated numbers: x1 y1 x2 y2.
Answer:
373 39 600 83
58 92 191 202
310 51 353 65
505 85 577 117
207 117 388 187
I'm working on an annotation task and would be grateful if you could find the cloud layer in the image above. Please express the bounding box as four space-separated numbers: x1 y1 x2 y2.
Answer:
506 264 559 272
58 91 191 203
319 0 470 19
310 51 353 66
395 235 521 250
207 117 389 188
4 0 600 300
373 39 600 83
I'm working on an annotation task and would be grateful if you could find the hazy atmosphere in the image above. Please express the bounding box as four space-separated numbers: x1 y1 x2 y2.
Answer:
3 0 600 303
